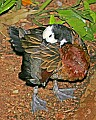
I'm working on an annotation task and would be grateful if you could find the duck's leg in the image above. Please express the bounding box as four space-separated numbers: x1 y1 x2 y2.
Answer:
53 80 76 102
31 86 47 113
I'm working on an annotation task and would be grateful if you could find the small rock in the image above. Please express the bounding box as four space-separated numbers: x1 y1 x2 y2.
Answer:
56 1 62 7
13 90 19 94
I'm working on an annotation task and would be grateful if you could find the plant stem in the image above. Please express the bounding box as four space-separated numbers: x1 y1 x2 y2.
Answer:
31 0 53 14
35 9 55 16
39 0 52 11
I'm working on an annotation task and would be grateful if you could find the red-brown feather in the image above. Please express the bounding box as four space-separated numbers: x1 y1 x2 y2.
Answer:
59 44 90 81
40 70 52 83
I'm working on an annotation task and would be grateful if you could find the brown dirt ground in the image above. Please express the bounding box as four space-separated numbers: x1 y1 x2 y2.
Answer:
0 0 96 120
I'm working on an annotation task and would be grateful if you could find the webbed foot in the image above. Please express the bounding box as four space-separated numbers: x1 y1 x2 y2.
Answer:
31 86 47 113
53 80 76 101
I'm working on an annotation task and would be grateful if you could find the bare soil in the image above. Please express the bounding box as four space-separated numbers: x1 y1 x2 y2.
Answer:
0 0 96 120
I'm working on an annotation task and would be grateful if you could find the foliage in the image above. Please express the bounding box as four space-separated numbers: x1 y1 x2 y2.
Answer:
0 0 17 14
28 0 96 41
49 0 96 41
0 0 96 41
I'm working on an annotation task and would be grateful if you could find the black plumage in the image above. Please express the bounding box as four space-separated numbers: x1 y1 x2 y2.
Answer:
52 24 72 43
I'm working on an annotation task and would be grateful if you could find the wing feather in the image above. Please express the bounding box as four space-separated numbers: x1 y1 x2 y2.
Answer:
21 33 61 73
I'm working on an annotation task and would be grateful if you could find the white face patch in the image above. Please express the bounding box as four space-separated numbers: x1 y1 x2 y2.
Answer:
43 26 57 43
60 38 67 47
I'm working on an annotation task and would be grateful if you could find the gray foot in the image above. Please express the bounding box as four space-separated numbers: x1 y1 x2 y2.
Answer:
31 86 47 113
53 81 76 101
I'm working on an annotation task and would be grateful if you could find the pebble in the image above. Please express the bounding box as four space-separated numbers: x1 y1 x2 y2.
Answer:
56 1 62 7
13 90 19 94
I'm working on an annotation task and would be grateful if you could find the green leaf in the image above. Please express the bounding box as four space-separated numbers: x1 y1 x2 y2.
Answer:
57 8 96 41
39 0 52 12
86 0 96 4
83 1 96 23
49 14 65 24
0 0 3 6
49 15 56 24
82 27 94 40
57 9 86 22
90 23 96 33
57 9 87 37
90 11 96 23
2 0 14 7
57 9 76 18
74 10 94 22
0 0 17 14
66 17 86 37
84 1 90 10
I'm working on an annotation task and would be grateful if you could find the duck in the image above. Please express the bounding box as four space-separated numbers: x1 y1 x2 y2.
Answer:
9 24 90 113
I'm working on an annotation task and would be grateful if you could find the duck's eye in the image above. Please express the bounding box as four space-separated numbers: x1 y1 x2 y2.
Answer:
49 34 52 38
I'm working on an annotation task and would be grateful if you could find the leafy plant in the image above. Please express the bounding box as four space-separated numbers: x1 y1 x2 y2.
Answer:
28 0 96 41
49 0 96 41
0 0 17 14
0 0 96 41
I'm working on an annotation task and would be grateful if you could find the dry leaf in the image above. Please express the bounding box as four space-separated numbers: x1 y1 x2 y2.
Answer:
22 0 32 6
